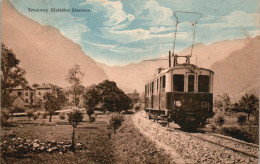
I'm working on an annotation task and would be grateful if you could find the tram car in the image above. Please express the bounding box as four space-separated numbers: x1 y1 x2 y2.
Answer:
144 11 214 128
144 59 214 128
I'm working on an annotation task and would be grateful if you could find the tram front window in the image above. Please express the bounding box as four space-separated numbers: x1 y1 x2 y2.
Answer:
173 74 184 92
198 75 209 92
188 75 195 92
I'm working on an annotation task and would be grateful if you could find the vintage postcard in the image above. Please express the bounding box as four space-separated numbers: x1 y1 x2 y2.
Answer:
1 0 259 163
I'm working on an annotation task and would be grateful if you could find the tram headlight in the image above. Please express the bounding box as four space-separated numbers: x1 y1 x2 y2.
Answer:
201 101 208 108
176 100 182 107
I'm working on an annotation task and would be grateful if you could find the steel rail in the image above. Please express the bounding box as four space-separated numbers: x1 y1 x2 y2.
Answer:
173 129 259 159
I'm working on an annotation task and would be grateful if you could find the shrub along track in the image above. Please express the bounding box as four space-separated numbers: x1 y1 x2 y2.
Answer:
133 111 259 164
110 115 173 163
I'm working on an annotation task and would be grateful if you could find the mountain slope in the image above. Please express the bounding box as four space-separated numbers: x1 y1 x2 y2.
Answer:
210 36 259 102
1 0 107 87
98 37 254 94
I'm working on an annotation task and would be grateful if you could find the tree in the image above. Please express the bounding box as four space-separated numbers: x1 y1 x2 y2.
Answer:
239 93 259 121
26 110 33 121
237 115 246 127
1 43 28 107
65 64 84 107
1 108 10 127
214 93 230 111
32 83 40 88
221 93 231 111
108 113 124 134
83 85 100 116
67 109 83 152
131 89 140 104
215 115 225 127
97 80 133 112
43 86 67 122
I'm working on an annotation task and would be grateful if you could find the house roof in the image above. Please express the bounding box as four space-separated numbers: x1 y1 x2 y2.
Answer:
37 83 52 89
12 85 34 90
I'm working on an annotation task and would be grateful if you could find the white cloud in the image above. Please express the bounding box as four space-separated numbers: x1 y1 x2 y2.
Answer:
104 28 150 43
142 0 173 26
225 11 259 27
201 11 259 29
127 14 135 22
81 0 129 26
149 27 174 33
110 46 154 53
86 41 116 49
111 14 135 30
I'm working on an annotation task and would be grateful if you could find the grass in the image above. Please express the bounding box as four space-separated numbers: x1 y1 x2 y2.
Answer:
1 113 116 163
203 110 259 144
1 111 173 163
112 116 172 163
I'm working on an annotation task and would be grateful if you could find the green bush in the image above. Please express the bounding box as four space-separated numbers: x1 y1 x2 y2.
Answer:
59 112 66 120
1 109 10 127
135 105 141 111
37 112 41 116
67 110 84 123
67 109 84 152
215 115 225 127
14 106 25 113
237 115 247 126
109 113 124 134
42 112 48 119
26 110 34 120
33 112 39 120
86 108 94 118
90 116 96 123
211 124 217 132
221 127 256 143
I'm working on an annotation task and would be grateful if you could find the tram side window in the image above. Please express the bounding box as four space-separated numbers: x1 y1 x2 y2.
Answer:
163 75 166 89
198 75 209 92
148 84 150 96
157 79 159 93
173 74 184 92
152 82 154 94
188 75 195 92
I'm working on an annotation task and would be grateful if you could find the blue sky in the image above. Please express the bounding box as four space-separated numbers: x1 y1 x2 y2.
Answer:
9 0 259 66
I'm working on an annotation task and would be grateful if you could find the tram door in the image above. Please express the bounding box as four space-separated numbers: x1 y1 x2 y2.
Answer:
159 75 166 114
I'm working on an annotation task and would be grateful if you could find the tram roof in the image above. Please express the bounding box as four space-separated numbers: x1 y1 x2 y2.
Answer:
146 65 214 84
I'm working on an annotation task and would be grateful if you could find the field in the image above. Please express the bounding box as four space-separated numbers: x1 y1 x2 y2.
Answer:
1 111 172 164
203 110 259 144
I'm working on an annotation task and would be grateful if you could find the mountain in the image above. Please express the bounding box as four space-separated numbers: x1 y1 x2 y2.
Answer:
1 0 107 87
98 37 254 95
210 36 259 102
98 60 168 93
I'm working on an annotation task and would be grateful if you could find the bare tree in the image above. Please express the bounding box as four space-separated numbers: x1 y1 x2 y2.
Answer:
65 64 84 107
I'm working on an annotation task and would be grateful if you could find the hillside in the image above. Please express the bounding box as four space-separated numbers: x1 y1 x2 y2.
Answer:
210 36 259 102
98 37 254 94
1 0 107 87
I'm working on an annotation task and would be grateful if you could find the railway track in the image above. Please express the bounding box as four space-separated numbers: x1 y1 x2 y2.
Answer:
135 111 259 163
171 129 259 159
150 113 259 159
